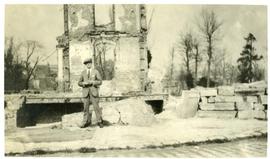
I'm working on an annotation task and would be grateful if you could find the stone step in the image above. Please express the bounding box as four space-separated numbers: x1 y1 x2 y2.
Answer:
253 103 265 111
239 110 266 120
207 96 215 103
199 89 217 97
215 96 243 103
217 86 235 96
199 103 235 111
196 110 237 119
236 102 253 110
259 95 267 105
253 110 267 120
200 96 215 104
246 96 258 103
182 90 200 98
237 110 253 119
200 97 208 104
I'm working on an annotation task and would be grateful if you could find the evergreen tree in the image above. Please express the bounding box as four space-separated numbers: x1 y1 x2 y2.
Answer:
4 37 15 91
237 33 263 83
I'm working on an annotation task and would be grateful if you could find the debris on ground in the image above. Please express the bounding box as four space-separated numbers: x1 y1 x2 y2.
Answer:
62 98 157 128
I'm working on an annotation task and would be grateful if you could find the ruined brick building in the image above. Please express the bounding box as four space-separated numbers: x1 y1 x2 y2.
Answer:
56 4 149 95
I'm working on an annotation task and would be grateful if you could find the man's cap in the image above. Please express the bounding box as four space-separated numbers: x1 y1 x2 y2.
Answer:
83 58 92 64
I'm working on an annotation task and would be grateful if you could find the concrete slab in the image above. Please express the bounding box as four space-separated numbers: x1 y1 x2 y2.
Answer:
253 103 265 111
182 90 200 98
237 110 253 119
215 96 243 103
218 86 235 96
199 89 217 97
259 95 267 105
196 110 237 119
199 103 235 111
253 110 266 120
207 97 215 103
246 96 258 103
236 102 253 111
5 95 25 110
176 97 199 118
62 99 157 128
200 97 208 104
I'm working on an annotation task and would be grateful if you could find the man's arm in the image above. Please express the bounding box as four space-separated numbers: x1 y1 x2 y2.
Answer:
92 70 102 86
78 72 86 87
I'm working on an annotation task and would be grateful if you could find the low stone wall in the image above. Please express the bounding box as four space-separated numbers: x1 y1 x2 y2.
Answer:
4 95 25 130
195 83 267 120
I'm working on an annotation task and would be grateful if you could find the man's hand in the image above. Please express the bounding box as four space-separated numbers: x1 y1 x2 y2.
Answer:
87 80 94 85
81 82 88 87
84 80 94 86
82 81 93 87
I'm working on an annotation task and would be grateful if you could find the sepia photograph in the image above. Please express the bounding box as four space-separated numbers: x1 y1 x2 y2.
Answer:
3 1 268 157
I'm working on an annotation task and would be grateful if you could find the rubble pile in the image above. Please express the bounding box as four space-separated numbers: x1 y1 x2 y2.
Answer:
62 98 157 128
156 91 200 120
104 98 157 126
196 82 267 120
177 90 200 118
155 96 179 120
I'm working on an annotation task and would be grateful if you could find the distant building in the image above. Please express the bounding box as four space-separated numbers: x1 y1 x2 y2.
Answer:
30 64 57 91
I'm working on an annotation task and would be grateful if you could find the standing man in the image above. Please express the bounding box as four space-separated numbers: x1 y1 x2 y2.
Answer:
78 57 104 128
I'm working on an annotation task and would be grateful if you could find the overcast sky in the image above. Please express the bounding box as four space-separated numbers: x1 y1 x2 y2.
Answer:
5 4 267 80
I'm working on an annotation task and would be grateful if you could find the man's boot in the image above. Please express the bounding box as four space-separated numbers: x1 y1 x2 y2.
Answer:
98 121 104 128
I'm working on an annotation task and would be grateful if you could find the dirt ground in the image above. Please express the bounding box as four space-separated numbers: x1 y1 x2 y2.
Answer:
5 117 267 155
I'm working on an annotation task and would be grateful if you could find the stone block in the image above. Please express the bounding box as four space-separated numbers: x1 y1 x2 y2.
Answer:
199 89 217 97
236 102 253 110
200 103 235 111
215 96 243 103
253 110 267 120
196 110 237 119
259 95 267 105
200 97 208 104
177 96 200 118
62 98 157 128
218 86 235 96
62 112 84 128
246 96 258 103
207 97 215 103
182 90 200 98
5 110 17 130
237 110 253 119
4 95 25 111
253 103 265 111
234 85 266 95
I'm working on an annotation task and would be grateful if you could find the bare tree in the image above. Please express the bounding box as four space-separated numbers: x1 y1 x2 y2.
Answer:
24 40 42 90
177 32 195 89
211 53 223 84
227 64 238 85
192 37 202 85
169 47 175 82
178 32 194 74
198 9 222 87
